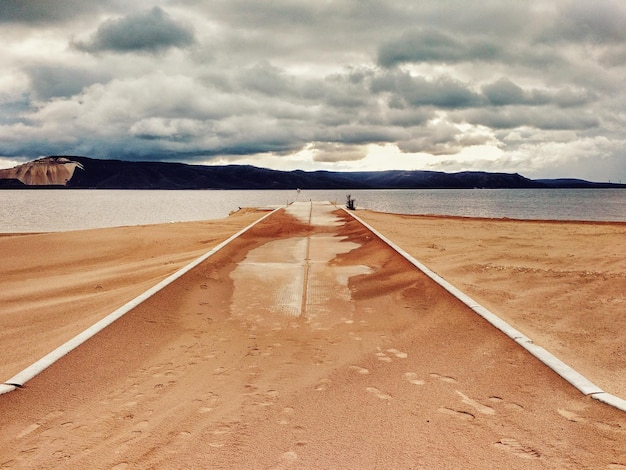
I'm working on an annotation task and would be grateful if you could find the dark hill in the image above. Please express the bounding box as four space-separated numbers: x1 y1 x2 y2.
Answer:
65 157 546 189
534 178 625 189
0 178 26 189
2 156 624 189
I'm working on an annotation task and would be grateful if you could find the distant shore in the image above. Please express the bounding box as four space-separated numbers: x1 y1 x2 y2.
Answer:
2 156 625 190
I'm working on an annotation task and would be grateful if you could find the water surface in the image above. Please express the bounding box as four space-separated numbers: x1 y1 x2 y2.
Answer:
1 188 624 232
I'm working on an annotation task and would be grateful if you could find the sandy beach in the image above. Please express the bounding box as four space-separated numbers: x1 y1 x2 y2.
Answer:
1 206 625 469
356 211 626 399
0 209 266 382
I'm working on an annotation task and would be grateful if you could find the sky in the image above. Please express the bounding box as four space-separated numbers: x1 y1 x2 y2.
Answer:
0 0 625 181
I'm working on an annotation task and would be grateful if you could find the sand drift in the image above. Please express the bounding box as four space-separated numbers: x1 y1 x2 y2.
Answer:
1 202 625 468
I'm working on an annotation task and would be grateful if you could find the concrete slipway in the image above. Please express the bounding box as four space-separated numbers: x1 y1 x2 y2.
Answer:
2 201 624 414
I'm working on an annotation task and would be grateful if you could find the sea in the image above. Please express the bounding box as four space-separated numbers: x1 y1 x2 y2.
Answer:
0 188 624 233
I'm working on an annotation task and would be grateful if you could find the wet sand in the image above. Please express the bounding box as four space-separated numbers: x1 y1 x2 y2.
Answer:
1 206 625 469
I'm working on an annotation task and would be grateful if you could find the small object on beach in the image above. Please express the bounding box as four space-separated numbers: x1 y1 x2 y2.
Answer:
346 194 356 210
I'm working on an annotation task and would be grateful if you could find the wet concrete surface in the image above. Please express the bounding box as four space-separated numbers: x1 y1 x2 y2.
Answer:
230 201 370 327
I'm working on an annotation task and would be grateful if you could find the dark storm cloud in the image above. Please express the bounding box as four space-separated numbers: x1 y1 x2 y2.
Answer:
73 7 195 54
376 27 569 72
542 0 626 44
377 29 501 68
180 0 424 66
481 79 527 106
461 107 600 131
481 79 593 108
0 0 115 23
385 108 433 127
0 94 34 125
27 66 111 100
191 0 404 40
236 62 293 97
600 48 626 67
395 120 491 156
317 123 405 147
370 71 483 109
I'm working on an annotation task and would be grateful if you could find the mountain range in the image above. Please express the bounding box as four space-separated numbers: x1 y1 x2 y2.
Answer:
0 156 624 190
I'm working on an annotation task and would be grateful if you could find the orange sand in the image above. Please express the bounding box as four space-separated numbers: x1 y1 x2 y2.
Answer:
357 211 626 399
0 207 625 469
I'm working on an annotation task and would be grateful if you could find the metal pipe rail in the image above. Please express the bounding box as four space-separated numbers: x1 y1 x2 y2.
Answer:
1 208 280 396
342 207 626 413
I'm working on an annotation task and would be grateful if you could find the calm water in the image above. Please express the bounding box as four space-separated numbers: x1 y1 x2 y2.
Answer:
0 188 624 232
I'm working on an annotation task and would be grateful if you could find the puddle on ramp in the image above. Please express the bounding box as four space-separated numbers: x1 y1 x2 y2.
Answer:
230 233 370 329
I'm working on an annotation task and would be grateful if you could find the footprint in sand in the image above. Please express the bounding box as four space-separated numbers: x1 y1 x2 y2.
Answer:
488 396 524 411
20 447 39 455
292 425 307 435
494 438 541 459
374 348 407 362
456 391 495 415
557 408 586 423
133 420 150 432
278 407 295 425
257 389 280 405
404 372 425 385
366 387 392 400
595 422 626 434
438 407 475 421
506 402 525 412
213 366 228 375
270 450 298 470
315 378 332 391
244 383 259 395
349 365 370 375
43 410 64 421
211 424 231 436
17 423 41 439
429 372 457 383
387 348 408 359
281 451 298 462
375 352 393 363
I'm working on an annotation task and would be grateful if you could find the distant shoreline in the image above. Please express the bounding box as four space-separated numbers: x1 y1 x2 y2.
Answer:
2 156 625 190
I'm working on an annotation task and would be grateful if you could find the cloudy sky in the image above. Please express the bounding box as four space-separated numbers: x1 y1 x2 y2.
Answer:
1 0 625 180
